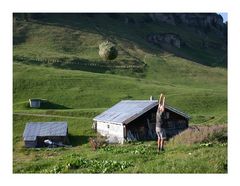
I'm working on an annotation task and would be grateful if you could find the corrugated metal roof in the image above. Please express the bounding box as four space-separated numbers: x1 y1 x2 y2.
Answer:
93 100 158 125
93 100 190 125
23 122 68 141
166 105 190 119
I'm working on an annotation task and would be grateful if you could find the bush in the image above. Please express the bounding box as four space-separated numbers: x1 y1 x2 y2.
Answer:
99 41 118 60
89 133 107 150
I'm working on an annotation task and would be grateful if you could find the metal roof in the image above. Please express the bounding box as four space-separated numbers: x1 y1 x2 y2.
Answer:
29 98 42 101
23 122 68 141
93 100 190 125
166 105 190 119
93 100 158 125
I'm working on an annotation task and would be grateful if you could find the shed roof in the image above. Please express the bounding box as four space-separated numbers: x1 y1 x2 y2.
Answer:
93 100 190 125
23 122 68 141
165 104 190 119
29 98 42 101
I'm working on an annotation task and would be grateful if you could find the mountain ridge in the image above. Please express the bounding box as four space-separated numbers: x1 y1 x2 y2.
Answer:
13 13 227 69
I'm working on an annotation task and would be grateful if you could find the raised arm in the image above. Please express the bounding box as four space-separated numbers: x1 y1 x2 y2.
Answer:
159 93 163 106
159 96 165 112
162 96 165 108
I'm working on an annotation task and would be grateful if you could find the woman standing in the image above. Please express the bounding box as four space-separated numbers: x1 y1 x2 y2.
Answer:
156 93 166 152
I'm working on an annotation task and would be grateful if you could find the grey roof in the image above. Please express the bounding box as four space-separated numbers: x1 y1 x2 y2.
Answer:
23 122 68 141
93 100 190 125
93 100 158 125
29 98 42 101
166 105 190 119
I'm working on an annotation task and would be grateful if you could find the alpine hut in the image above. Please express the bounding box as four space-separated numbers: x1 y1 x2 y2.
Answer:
29 98 42 108
92 100 190 144
23 122 68 148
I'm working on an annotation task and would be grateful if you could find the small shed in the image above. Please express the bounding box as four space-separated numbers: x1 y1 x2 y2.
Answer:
92 100 190 143
23 122 68 148
29 98 42 108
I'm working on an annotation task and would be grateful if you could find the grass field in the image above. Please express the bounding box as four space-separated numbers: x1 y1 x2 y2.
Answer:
13 114 227 173
13 13 227 173
13 60 227 124
13 61 227 173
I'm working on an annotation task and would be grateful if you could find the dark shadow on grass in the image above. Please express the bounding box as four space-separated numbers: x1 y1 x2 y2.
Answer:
13 56 146 78
40 101 70 109
68 134 92 147
24 100 71 109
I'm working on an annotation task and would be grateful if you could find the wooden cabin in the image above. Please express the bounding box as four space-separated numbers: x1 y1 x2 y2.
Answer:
93 100 190 144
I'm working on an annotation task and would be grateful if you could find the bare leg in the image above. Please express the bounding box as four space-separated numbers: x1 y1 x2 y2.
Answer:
160 140 165 151
157 138 161 152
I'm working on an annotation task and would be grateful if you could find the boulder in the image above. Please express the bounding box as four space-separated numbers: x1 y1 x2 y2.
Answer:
99 41 118 60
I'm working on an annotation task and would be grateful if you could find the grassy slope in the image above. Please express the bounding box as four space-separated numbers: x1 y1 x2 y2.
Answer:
13 61 227 173
13 14 227 173
13 14 227 67
13 114 227 173
13 61 227 124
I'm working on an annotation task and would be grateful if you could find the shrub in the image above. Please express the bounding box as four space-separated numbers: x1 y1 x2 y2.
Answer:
89 133 107 150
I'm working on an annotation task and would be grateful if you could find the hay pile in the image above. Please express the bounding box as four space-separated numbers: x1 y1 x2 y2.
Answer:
99 41 118 60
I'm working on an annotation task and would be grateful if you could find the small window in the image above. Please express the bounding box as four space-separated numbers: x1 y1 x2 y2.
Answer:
107 124 110 129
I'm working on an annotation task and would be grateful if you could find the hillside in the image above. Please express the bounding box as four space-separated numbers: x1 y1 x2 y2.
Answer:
13 13 227 70
13 59 227 124
13 13 227 173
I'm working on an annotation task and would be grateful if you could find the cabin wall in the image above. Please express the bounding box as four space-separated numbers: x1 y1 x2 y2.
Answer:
24 140 37 148
126 108 157 141
165 110 188 136
96 121 124 143
29 100 41 108
126 106 189 140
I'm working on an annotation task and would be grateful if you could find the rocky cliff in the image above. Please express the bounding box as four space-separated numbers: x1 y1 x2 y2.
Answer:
148 13 226 32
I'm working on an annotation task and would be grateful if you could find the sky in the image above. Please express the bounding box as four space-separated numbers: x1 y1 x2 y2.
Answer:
219 13 228 23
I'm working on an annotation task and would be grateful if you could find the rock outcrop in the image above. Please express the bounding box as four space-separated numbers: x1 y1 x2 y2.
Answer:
149 13 176 25
147 33 182 48
148 13 226 34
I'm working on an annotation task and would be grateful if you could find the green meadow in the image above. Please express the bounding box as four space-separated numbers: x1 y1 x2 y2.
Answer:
13 13 227 173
